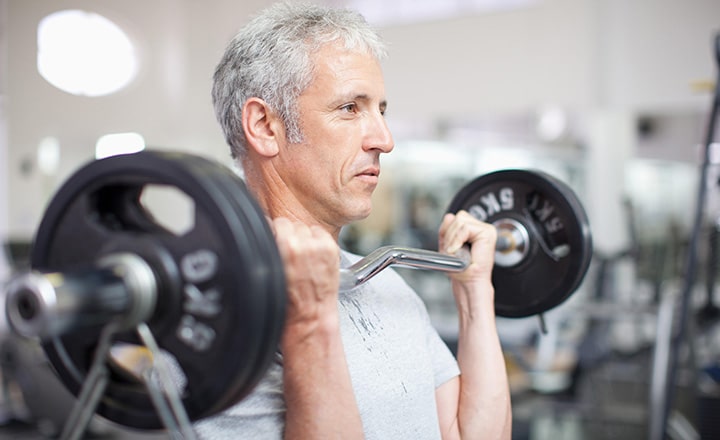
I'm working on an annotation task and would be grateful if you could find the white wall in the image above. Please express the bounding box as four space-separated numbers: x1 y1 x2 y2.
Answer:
2 0 719 239
380 0 717 118
380 0 598 119
600 0 719 112
1 0 9 279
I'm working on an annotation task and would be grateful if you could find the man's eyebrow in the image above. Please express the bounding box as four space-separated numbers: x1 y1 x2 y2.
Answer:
350 94 388 110
330 94 387 111
351 93 370 102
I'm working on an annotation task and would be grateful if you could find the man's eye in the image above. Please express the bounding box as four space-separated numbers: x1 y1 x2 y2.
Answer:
340 103 357 113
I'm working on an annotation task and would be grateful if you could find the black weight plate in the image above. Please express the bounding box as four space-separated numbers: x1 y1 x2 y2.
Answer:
172 154 286 414
146 153 285 419
447 169 592 318
31 150 286 429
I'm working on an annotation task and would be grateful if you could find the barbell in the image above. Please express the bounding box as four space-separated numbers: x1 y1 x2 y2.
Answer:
4 150 592 433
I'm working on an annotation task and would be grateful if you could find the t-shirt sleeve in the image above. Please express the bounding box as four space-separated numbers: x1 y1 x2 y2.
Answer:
425 308 460 388
403 280 460 388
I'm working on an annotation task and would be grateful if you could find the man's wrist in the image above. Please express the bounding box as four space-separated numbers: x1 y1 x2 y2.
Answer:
281 310 342 352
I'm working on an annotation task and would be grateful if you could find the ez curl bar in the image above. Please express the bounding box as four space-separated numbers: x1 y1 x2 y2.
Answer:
7 217 550 339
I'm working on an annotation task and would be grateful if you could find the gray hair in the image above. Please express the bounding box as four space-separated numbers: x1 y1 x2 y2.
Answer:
212 2 388 160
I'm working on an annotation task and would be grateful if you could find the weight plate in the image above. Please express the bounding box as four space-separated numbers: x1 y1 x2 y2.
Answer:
31 150 286 429
172 153 286 415
447 169 593 318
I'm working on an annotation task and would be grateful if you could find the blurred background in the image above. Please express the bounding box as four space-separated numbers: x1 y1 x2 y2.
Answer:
1 0 719 438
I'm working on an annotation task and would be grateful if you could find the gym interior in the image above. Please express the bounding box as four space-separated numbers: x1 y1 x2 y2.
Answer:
1 0 720 439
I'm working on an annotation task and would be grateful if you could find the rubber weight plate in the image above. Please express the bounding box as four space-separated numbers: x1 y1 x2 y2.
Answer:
447 170 593 317
30 150 286 429
170 153 286 415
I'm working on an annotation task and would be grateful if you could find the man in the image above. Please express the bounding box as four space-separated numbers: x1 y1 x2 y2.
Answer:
199 2 511 438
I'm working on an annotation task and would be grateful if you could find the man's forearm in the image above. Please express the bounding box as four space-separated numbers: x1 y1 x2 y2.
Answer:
454 282 512 440
281 317 364 439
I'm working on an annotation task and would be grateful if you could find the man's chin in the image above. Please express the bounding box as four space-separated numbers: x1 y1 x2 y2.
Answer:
350 210 372 223
346 204 373 223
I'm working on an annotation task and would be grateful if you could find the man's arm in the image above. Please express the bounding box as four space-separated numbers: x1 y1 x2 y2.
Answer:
435 211 512 440
272 218 364 439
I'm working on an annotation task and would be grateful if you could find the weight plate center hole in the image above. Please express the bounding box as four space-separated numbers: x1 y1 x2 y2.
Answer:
140 185 196 237
492 218 530 267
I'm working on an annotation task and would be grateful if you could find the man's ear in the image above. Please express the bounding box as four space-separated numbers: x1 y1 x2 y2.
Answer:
242 97 282 157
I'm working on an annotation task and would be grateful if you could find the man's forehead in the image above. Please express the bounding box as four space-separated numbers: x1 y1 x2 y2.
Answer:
308 46 384 90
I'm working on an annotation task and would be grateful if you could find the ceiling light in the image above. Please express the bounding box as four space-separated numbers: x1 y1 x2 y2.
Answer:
37 10 138 97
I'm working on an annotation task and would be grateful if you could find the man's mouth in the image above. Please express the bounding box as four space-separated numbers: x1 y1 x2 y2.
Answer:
357 167 380 178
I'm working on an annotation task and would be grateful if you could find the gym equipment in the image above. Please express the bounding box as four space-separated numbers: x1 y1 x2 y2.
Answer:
6 151 287 435
447 170 592 317
651 32 720 440
4 150 592 437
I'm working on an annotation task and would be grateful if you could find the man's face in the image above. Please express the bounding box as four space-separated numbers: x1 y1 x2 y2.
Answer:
275 42 394 229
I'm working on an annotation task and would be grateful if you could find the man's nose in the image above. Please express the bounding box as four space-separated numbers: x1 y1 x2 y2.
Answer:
363 112 394 154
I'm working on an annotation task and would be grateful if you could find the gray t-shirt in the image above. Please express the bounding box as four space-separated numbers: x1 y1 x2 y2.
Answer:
194 250 460 439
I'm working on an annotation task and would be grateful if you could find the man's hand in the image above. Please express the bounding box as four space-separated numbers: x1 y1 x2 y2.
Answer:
438 210 496 288
271 217 341 333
